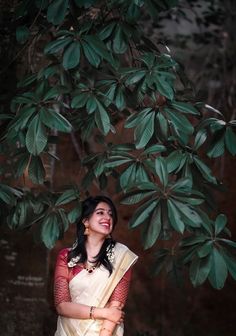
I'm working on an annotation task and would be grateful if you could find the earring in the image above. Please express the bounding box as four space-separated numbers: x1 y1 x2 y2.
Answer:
84 224 90 235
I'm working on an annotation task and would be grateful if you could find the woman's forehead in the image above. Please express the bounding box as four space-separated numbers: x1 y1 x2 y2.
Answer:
95 202 112 210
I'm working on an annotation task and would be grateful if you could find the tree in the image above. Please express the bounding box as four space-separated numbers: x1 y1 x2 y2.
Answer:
1 0 236 289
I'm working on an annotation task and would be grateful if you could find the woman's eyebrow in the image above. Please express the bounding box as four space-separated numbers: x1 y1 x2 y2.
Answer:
95 208 111 212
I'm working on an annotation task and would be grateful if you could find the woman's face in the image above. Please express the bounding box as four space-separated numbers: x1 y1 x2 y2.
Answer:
84 202 114 237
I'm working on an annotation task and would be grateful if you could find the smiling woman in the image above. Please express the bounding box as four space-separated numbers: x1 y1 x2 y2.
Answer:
54 195 138 336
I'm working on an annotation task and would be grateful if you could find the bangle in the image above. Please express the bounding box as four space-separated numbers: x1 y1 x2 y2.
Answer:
89 306 95 319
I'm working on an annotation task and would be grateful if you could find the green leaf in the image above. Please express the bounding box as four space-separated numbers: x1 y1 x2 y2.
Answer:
120 163 137 189
167 200 185 233
221 249 236 280
156 77 174 100
172 200 202 227
47 0 69 25
71 93 89 108
165 108 194 134
28 156 46 184
197 241 213 258
125 70 146 85
155 157 168 187
225 127 236 155
82 41 101 67
193 156 217 184
129 198 158 229
26 115 48 155
207 136 225 158
55 189 79 206
190 255 212 287
215 214 227 236
170 101 199 115
121 191 156 205
115 87 125 110
44 37 72 54
83 35 114 65
95 100 111 135
15 153 30 177
98 22 116 40
113 25 127 54
16 25 30 44
208 248 228 289
125 108 152 128
68 205 82 224
166 150 184 173
41 213 60 249
143 144 166 155
170 177 192 193
63 42 81 69
40 108 72 132
181 232 207 248
86 96 97 113
194 129 207 150
142 204 162 249
135 111 155 149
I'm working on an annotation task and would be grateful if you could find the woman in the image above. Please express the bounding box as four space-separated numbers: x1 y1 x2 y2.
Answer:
54 195 138 336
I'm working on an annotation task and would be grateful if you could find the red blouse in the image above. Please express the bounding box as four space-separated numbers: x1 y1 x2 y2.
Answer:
54 248 132 307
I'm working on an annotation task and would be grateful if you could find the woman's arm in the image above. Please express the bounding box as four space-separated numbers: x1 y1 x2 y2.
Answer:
99 268 132 336
56 301 122 322
54 249 123 323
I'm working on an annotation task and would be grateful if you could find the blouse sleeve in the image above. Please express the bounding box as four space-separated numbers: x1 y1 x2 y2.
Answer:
108 267 132 305
54 248 72 307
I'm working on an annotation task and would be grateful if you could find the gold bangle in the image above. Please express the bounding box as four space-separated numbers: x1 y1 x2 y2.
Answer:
89 306 95 319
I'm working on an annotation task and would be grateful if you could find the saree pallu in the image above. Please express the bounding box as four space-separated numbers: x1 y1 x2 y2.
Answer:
55 243 138 336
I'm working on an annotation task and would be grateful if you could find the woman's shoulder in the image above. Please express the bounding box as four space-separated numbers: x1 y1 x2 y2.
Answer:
57 247 71 260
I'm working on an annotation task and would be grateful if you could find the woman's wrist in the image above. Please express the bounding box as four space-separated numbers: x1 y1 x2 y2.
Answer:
92 307 108 320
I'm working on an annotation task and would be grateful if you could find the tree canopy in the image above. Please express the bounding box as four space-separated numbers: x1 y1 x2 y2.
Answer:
1 0 236 289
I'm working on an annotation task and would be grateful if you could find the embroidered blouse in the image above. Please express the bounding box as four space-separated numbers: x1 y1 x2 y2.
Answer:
54 248 132 307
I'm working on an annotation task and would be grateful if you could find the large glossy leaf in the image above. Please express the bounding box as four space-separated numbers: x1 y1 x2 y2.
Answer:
28 156 46 184
129 198 158 228
142 203 162 249
208 247 228 289
82 41 101 67
225 127 236 155
156 76 174 100
47 0 69 25
63 42 81 69
167 200 185 233
155 157 168 187
68 205 82 224
221 249 236 280
55 189 79 206
134 111 155 148
165 108 194 134
193 156 217 184
215 214 227 235
190 255 212 287
170 101 199 115
95 100 111 135
44 37 72 54
207 135 225 158
41 213 60 248
40 108 72 132
26 115 48 155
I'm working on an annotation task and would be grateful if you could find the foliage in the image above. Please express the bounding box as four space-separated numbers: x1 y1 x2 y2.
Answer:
0 0 236 289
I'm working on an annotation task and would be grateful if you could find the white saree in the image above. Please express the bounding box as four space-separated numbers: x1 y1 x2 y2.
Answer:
55 243 138 336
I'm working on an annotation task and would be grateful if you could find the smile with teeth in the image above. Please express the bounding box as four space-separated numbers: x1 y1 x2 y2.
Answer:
100 222 110 228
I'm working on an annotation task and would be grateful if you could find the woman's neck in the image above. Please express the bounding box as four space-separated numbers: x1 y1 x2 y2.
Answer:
85 235 105 260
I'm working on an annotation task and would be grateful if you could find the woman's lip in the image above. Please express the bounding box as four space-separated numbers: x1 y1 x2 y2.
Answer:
100 222 110 227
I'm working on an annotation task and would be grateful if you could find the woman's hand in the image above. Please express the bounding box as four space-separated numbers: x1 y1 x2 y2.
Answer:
104 306 124 324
